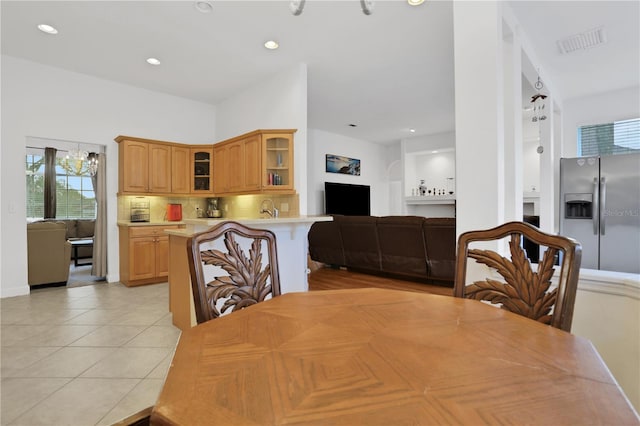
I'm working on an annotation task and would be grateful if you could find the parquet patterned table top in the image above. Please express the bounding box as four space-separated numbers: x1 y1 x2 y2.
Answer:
151 288 639 425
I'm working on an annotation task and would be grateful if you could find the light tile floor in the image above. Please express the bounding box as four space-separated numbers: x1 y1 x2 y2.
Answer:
1 277 180 426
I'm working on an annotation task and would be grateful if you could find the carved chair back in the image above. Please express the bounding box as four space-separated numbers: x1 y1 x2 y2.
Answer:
454 221 582 332
187 221 281 324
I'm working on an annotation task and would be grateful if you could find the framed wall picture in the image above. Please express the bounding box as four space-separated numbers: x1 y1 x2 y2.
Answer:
325 154 361 176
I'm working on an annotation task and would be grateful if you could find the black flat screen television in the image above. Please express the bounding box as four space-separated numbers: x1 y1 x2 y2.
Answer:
324 182 370 216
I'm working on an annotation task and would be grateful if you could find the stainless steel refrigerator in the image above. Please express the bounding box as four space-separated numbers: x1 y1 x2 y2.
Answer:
560 154 640 273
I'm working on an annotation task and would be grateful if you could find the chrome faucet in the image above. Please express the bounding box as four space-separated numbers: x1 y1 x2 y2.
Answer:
260 199 279 218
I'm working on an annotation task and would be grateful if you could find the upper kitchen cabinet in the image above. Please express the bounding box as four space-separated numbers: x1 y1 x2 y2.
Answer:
212 137 258 194
171 145 191 194
262 131 294 192
213 129 296 196
116 136 172 194
148 144 172 193
212 143 228 195
191 147 213 194
117 138 149 193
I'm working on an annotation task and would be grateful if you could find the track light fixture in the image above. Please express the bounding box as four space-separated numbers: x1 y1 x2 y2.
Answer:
361 0 374 15
290 0 373 16
289 0 305 16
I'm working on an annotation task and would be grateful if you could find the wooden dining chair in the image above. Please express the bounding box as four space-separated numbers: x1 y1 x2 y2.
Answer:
187 221 281 324
454 221 582 332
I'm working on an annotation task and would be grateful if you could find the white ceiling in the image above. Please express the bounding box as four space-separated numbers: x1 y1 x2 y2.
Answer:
2 1 638 144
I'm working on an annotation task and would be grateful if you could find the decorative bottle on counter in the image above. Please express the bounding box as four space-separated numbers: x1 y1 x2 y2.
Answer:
418 179 427 196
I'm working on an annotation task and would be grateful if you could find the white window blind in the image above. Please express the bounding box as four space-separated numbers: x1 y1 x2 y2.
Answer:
25 150 96 220
578 118 640 156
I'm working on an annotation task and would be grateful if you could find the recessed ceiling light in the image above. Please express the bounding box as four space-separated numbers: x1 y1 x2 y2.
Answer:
409 128 416 133
407 0 425 5
194 1 213 14
432 150 438 154
37 24 58 35
146 57 161 65
264 40 279 50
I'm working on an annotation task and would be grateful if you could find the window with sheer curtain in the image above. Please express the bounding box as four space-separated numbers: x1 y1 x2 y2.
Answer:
578 118 640 156
26 151 96 220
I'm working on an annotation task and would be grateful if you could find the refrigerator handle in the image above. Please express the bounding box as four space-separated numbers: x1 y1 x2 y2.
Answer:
592 177 599 235
600 176 607 235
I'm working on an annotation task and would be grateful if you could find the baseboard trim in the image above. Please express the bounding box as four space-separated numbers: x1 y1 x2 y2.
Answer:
0 285 30 298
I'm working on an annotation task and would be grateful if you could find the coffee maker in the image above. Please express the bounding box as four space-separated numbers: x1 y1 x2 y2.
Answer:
207 198 222 218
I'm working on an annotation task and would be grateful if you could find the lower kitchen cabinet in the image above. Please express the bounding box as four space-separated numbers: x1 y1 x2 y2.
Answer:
118 224 182 287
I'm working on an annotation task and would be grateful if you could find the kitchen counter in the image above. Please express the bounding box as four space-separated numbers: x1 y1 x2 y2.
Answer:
165 215 333 330
163 215 331 236
117 216 330 229
117 220 186 227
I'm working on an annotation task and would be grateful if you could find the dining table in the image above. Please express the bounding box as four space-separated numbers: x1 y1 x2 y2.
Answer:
150 288 639 425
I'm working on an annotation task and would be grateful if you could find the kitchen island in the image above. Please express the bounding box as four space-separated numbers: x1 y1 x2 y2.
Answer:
165 216 332 330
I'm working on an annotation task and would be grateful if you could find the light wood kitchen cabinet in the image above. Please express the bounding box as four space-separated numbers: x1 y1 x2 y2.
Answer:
243 135 261 191
227 140 246 193
261 131 295 192
213 137 256 195
116 136 173 194
149 144 172 193
213 144 228 194
116 131 294 196
118 139 149 193
213 129 295 195
191 147 213 194
171 145 191 194
118 224 181 287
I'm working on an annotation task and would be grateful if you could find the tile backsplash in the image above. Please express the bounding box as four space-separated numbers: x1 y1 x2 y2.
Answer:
118 194 299 222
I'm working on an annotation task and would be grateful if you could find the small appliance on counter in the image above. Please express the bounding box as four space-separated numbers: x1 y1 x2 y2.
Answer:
207 198 222 218
166 203 183 221
130 198 150 222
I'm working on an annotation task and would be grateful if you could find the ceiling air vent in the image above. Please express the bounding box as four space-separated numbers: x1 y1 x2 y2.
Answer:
556 27 607 54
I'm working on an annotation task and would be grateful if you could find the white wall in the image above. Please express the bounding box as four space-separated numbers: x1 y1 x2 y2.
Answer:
523 138 540 193
307 129 387 216
562 86 640 158
402 131 456 194
1 55 216 297
571 273 640 412
407 151 455 196
215 64 308 214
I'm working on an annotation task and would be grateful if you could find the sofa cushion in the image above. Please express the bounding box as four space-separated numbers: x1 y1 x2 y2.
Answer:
377 216 428 277
76 219 95 239
336 215 381 271
35 218 95 259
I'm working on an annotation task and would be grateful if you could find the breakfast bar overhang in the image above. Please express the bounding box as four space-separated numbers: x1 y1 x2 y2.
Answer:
165 216 332 330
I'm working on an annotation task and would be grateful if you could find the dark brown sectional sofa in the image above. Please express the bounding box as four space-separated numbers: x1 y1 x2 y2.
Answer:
308 215 456 286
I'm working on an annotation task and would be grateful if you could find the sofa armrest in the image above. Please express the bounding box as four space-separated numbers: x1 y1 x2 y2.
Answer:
308 220 345 266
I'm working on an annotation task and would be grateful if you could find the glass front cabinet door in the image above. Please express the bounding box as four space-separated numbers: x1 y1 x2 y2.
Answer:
191 148 213 194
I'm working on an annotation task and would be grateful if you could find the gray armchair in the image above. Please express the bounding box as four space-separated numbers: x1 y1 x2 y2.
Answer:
27 221 71 286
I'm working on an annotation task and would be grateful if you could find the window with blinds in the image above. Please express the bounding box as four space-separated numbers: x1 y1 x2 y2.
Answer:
578 118 640 156
26 150 96 220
